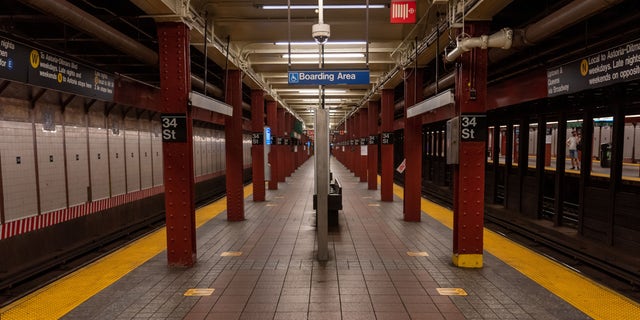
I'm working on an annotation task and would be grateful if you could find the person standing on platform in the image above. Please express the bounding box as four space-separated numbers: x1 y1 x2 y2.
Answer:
567 130 580 170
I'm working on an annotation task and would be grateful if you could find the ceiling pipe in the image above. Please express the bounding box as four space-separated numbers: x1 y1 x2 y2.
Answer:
20 0 235 109
489 0 624 62
20 0 159 66
445 28 513 62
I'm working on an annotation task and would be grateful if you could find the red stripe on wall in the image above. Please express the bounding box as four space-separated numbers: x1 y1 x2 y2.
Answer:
0 186 167 240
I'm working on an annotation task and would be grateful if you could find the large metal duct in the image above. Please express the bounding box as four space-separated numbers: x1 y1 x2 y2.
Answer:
20 0 231 101
490 0 624 62
20 0 159 66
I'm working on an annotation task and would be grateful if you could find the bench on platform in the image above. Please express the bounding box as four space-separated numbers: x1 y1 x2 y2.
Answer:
313 177 343 227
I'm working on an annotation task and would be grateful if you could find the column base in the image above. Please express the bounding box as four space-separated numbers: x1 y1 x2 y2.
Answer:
452 254 483 268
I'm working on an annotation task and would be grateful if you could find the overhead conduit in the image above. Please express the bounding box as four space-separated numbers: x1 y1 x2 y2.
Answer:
20 0 159 66
18 0 253 108
445 28 513 62
424 0 623 97
489 0 624 62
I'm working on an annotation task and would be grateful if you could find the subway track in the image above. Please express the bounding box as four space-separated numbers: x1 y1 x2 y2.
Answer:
0 192 228 309
418 181 640 304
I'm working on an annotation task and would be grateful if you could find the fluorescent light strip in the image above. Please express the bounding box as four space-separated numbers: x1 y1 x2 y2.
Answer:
282 53 365 59
296 89 347 94
262 5 386 10
275 41 367 46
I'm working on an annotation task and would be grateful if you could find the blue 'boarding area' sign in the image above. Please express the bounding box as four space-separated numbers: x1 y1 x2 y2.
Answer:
288 70 370 85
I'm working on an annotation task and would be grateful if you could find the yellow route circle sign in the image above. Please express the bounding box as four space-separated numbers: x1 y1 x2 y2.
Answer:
30 49 40 68
580 59 589 76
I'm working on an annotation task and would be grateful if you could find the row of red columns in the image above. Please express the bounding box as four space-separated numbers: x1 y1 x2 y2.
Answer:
159 19 487 268
255 95 311 197
157 22 310 267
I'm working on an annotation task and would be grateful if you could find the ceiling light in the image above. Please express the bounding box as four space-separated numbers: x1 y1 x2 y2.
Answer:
296 89 347 94
275 41 367 46
262 5 386 10
282 53 365 59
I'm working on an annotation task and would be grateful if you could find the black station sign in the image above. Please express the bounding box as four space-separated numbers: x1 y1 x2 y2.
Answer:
277 137 284 145
360 138 367 145
381 132 394 144
0 37 29 83
368 135 379 145
161 114 188 142
0 35 114 101
548 38 640 97
460 114 487 142
251 132 263 145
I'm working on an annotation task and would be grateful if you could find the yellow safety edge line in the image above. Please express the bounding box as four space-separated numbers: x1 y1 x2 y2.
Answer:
0 185 254 320
389 180 640 320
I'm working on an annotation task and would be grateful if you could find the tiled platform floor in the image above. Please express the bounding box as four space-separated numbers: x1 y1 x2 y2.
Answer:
63 159 590 320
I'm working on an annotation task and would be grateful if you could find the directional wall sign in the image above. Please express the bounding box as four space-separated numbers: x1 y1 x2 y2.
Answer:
0 35 114 101
547 37 640 97
0 37 29 82
288 70 370 85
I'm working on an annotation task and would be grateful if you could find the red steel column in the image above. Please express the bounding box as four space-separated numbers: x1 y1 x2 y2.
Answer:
285 112 293 177
350 116 356 173
277 108 286 182
251 90 265 202
353 113 361 177
381 89 394 201
359 108 368 182
267 101 278 190
452 22 489 268
225 69 245 221
368 100 379 190
404 68 424 221
158 22 196 267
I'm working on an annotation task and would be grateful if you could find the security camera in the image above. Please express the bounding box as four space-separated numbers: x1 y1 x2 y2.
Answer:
312 23 330 44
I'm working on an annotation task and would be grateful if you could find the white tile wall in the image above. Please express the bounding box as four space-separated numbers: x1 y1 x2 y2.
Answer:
88 126 109 200
125 129 141 192
194 128 202 177
140 130 153 189
65 125 89 206
221 132 226 171
0 120 38 221
109 129 126 196
36 123 67 213
151 121 163 186
204 131 212 174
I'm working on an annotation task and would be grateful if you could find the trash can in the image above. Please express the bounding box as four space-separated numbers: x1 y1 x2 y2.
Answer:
600 143 611 168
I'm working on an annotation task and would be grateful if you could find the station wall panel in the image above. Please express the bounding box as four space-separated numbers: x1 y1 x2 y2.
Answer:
65 124 89 206
139 121 153 190
36 105 67 213
88 124 109 201
151 121 163 186
206 130 216 174
108 116 126 196
194 128 203 177
0 120 38 221
125 129 141 193
64 106 89 207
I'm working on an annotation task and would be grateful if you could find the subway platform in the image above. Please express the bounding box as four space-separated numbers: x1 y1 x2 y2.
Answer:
2 158 638 320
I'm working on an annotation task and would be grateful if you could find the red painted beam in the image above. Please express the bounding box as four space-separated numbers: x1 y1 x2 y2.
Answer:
368 100 379 190
381 89 395 202
267 101 278 190
157 22 196 267
251 90 265 202
225 69 245 221
403 68 423 222
453 22 489 268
